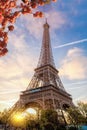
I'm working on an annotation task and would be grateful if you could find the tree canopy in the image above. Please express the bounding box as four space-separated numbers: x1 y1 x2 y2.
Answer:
67 102 87 126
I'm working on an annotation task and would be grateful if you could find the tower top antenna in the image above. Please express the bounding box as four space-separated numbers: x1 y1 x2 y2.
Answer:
46 18 47 23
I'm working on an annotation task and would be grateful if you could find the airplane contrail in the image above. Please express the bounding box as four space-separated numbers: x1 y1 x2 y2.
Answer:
54 38 87 48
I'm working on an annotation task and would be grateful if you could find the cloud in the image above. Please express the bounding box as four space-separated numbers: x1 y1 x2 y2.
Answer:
0 32 37 81
59 47 87 80
46 11 66 30
0 31 38 111
0 99 17 111
68 85 87 90
54 38 87 48
19 10 66 39
75 95 87 103
65 80 87 86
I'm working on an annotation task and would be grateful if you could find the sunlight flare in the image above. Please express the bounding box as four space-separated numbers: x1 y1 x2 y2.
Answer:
26 108 37 115
11 112 26 127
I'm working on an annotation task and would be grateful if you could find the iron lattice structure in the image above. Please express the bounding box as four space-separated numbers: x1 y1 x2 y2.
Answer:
12 21 74 125
26 22 65 91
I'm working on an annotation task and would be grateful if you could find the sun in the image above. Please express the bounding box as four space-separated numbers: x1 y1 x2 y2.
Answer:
11 112 26 127
26 108 37 115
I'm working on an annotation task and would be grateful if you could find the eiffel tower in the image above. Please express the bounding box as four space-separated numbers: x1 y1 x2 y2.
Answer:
13 21 73 124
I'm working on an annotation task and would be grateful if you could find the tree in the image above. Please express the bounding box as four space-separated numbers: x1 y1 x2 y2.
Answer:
0 109 9 124
40 109 59 130
67 102 87 127
0 109 11 130
0 0 56 57
78 102 87 120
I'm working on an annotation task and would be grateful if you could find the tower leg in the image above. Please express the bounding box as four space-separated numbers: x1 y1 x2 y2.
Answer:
42 94 45 109
60 103 67 125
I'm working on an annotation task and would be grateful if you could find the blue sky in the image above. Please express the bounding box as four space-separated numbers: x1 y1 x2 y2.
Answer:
0 0 87 111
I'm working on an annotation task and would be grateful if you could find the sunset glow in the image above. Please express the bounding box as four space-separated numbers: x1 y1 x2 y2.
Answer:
11 112 26 127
